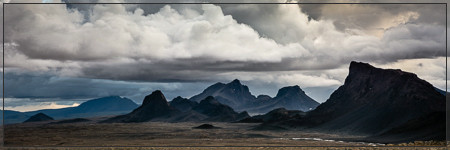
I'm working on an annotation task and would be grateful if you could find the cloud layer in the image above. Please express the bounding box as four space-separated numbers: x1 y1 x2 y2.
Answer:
2 2 447 108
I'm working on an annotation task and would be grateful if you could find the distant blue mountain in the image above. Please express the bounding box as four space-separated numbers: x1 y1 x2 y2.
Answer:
1 110 30 124
2 96 138 124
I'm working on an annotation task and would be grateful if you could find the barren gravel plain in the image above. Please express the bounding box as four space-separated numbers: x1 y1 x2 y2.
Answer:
2 121 447 150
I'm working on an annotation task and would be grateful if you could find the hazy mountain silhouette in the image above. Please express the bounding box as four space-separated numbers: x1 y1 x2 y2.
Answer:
246 86 319 113
190 79 319 113
24 96 138 120
190 79 255 110
23 113 54 123
2 110 30 124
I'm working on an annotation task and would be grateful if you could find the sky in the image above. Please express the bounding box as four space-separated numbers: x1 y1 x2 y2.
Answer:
1 0 448 112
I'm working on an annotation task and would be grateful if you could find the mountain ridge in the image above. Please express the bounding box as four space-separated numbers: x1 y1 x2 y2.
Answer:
189 79 319 113
24 96 138 120
103 91 248 123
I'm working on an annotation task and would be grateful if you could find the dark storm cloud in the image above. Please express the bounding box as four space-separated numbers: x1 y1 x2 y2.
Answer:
4 72 140 99
3 71 214 103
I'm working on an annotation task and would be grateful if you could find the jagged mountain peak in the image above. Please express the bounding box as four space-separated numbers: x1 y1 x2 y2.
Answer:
228 79 242 85
103 90 178 123
142 90 167 106
190 79 319 113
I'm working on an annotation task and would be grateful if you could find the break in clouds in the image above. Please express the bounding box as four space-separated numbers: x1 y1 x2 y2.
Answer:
2 1 447 107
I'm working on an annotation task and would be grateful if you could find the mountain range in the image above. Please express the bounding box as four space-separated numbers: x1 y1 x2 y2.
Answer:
5 61 445 144
7 78 320 124
3 96 138 124
102 91 249 123
190 79 320 113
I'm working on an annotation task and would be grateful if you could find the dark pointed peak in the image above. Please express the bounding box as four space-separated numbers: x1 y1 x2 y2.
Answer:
276 85 305 97
142 90 168 106
228 79 242 85
151 90 163 95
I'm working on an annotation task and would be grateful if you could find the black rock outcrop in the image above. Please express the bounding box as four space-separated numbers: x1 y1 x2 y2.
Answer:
102 90 179 123
259 61 445 143
305 61 445 135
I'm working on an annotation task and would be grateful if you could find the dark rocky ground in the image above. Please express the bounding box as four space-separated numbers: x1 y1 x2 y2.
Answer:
3 121 446 148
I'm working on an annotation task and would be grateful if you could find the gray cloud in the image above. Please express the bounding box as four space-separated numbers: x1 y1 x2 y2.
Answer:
3 71 214 103
2 2 447 104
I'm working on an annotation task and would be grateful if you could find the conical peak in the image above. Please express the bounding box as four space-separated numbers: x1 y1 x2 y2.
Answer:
142 90 168 106
228 79 242 85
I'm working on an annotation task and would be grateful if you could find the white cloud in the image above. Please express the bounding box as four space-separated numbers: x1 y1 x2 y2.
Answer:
3 3 446 90
218 71 342 88
4 97 80 112
375 57 446 90
5 4 308 64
